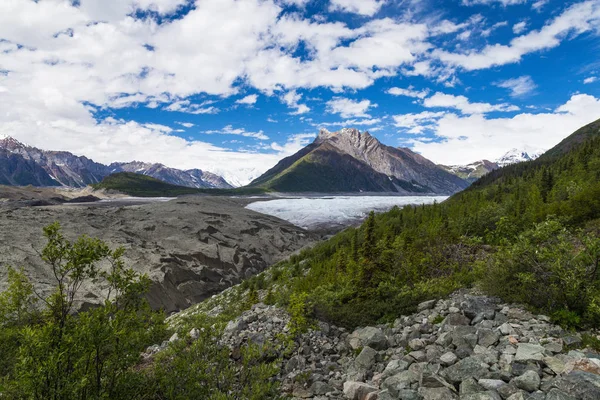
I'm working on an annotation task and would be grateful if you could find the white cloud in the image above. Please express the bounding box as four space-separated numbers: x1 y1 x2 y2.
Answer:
513 21 527 34
412 94 600 165
318 118 382 127
270 133 315 152
282 90 311 114
423 93 519 114
387 86 429 99
462 0 528 6
204 125 269 141
326 98 375 118
584 76 598 84
164 100 219 114
436 1 600 71
176 122 195 128
236 94 259 105
532 0 549 11
393 111 447 134
495 76 537 97
329 0 386 16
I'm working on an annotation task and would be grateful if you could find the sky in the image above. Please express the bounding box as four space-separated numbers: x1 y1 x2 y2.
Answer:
1 0 600 186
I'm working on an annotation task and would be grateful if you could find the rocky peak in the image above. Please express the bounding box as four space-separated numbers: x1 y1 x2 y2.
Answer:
0 135 27 151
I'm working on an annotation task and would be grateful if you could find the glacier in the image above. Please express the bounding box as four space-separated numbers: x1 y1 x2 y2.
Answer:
246 195 448 230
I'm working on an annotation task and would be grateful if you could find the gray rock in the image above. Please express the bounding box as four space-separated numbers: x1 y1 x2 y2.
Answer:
555 370 600 400
343 381 378 400
311 381 334 396
355 346 378 370
461 392 502 400
419 299 438 311
460 377 484 395
512 370 540 392
506 393 526 400
350 327 388 351
418 387 457 400
477 379 506 391
440 352 458 366
189 328 200 340
514 343 546 362
545 388 577 400
478 329 500 348
445 313 471 326
382 370 419 395
442 356 489 384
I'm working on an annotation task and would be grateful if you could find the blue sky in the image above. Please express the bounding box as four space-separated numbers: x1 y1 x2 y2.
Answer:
1 0 600 185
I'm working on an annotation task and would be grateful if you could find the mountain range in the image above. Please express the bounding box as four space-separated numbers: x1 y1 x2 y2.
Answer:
439 148 543 184
0 136 232 189
249 128 470 195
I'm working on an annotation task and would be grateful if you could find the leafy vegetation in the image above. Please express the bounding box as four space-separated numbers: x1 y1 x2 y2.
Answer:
0 224 281 399
93 172 267 197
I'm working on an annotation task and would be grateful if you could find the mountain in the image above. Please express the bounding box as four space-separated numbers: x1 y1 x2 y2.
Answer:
0 136 232 189
249 128 469 194
441 148 544 183
108 162 232 189
439 159 499 184
95 172 263 197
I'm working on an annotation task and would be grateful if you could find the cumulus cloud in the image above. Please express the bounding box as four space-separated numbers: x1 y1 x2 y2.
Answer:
329 0 386 16
282 90 311 114
435 1 600 71
423 93 519 114
411 94 600 165
326 98 376 118
236 94 259 105
387 86 429 99
495 76 537 97
204 125 269 141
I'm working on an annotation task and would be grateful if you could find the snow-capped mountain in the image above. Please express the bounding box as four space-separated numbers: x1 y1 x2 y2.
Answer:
0 136 232 189
496 148 544 167
439 160 499 184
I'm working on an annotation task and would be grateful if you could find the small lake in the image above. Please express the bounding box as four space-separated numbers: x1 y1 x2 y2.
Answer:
246 195 448 230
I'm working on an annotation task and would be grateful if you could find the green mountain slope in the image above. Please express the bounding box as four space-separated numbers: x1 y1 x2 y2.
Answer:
249 118 600 329
93 172 265 197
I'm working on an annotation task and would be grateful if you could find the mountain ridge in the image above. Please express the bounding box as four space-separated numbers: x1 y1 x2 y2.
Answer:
0 136 232 189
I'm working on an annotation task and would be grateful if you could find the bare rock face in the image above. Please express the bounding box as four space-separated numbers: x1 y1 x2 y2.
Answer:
0 196 315 313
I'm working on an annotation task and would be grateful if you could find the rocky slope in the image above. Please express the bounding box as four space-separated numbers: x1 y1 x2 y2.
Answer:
0 136 232 189
250 128 469 195
0 197 315 313
170 289 600 400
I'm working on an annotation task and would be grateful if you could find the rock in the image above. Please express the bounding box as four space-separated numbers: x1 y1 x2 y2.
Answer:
225 319 246 334
440 352 458 366
382 371 419 395
409 338 426 350
310 381 334 396
511 370 540 392
355 346 378 370
169 332 179 342
460 377 484 395
545 388 577 400
418 387 457 400
461 392 502 400
514 343 546 362
543 356 569 375
418 299 437 311
286 355 305 373
477 379 506 391
478 329 500 348
420 371 455 391
350 327 388 351
445 313 471 326
555 370 600 400
383 359 409 376
189 328 200 340
562 335 582 347
506 393 526 400
499 323 516 336
343 381 378 400
442 357 489 384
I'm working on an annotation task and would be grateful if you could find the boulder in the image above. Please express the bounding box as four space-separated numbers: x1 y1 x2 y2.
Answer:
514 343 546 362
343 381 378 400
442 357 489 384
350 327 388 351
511 370 540 392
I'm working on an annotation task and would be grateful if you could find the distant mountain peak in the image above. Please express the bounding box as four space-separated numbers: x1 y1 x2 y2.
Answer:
496 147 544 167
0 135 27 150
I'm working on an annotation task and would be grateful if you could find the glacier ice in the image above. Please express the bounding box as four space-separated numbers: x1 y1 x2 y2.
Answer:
246 196 448 230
